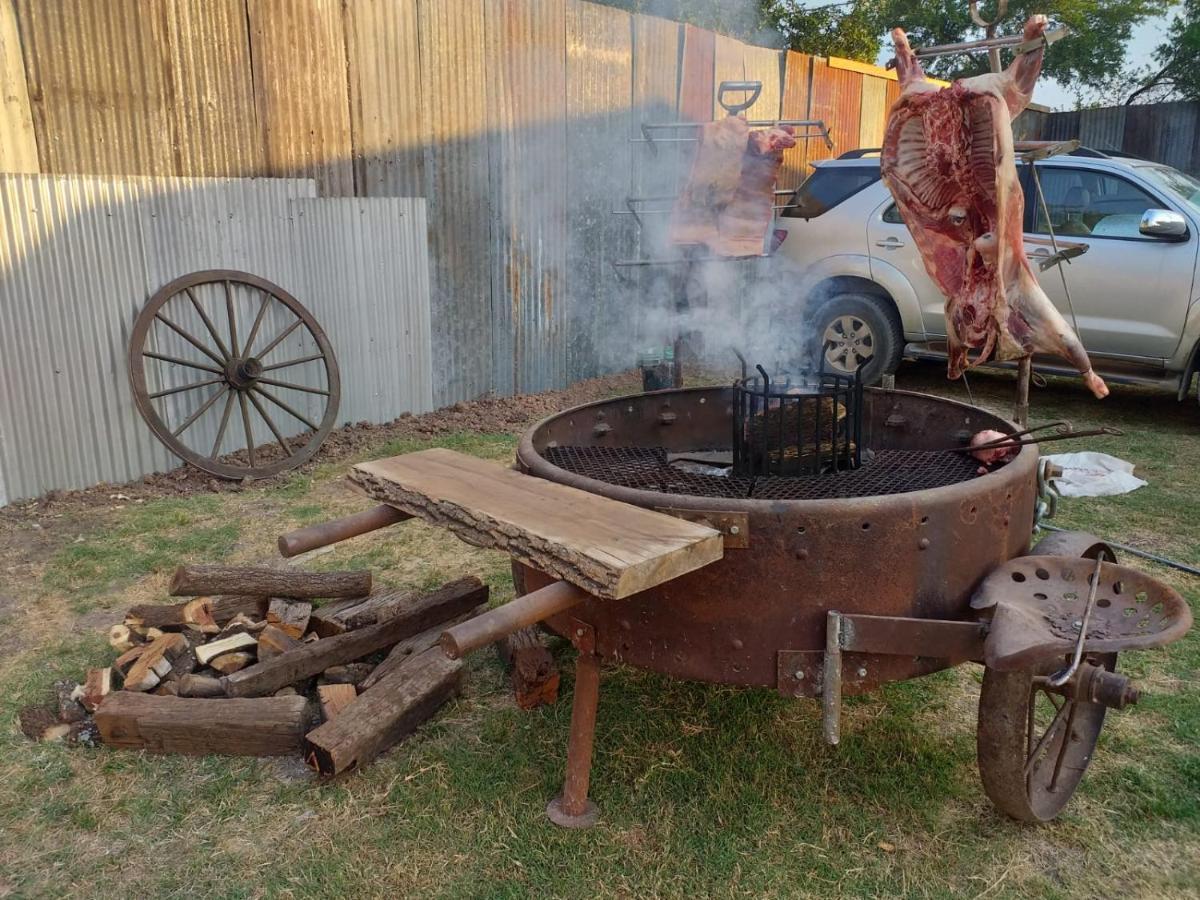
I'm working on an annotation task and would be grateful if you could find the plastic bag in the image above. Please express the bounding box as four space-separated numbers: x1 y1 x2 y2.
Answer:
1044 451 1147 498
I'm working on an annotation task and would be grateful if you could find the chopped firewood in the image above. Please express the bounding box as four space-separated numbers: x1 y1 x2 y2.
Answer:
304 647 463 776
177 674 225 698
267 599 312 639
170 565 371 600
217 613 267 639
169 644 197 679
55 680 88 723
108 624 143 653
497 627 560 710
114 642 148 676
144 627 165 641
95 692 311 756
257 624 302 660
183 597 219 633
194 632 258 666
125 601 188 629
320 663 375 686
308 589 420 636
223 578 487 698
123 634 189 692
209 595 269 624
154 681 180 696
317 683 358 721
359 605 484 691
77 668 113 712
209 651 255 675
302 632 320 643
274 686 298 697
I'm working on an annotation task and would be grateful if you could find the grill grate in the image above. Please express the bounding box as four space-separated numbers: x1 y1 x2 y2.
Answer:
541 446 981 500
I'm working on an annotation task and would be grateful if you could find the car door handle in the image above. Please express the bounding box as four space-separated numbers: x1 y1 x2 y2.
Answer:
1028 247 1051 257
874 237 905 249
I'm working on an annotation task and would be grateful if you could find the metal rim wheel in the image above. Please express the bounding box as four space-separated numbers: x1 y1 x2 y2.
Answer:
976 652 1117 822
128 270 341 480
822 314 876 375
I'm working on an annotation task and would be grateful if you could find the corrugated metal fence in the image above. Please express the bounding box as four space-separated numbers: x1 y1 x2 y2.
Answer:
1019 101 1200 175
0 175 432 504
0 0 915 502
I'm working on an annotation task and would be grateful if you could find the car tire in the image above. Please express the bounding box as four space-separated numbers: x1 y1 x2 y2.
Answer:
808 292 903 385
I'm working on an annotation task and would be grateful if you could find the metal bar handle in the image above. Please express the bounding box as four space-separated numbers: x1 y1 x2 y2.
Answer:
718 80 762 114
277 504 411 557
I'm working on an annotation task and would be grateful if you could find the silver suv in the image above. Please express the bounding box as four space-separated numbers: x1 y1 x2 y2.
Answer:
774 148 1200 403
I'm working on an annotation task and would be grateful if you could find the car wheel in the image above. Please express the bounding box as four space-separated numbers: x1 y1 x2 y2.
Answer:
809 293 903 384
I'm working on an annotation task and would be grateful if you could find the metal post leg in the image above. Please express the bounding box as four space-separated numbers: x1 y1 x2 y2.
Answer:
822 611 843 746
546 650 601 828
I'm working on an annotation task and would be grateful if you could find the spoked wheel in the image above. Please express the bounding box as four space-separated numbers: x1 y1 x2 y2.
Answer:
822 314 875 375
129 270 340 479
977 652 1117 822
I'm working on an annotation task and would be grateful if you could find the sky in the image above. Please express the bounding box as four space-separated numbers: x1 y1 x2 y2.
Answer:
1033 15 1172 109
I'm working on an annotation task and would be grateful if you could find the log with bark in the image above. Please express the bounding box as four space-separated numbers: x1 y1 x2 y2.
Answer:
359 607 483 691
209 651 255 675
125 597 217 633
94 692 311 756
303 647 463 776
108 624 143 653
497 627 560 710
257 624 302 660
177 674 226 698
307 588 428 637
320 663 376 686
221 578 487 698
209 595 270 624
170 566 371 600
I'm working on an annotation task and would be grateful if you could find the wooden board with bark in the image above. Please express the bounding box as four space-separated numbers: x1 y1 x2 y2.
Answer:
350 449 723 599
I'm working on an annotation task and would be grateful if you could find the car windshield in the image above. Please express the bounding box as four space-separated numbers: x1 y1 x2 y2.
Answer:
1137 164 1200 217
783 166 880 219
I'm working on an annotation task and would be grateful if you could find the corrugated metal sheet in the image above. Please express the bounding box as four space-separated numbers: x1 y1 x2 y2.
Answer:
483 0 567 396
0 174 433 505
1012 107 1045 142
679 23 715 123
809 57 862 164
631 13 681 262
417 0 493 406
246 0 353 195
859 75 888 148
1042 109 1079 143
0 0 37 172
344 0 425 197
162 0 263 178
713 35 781 121
778 50 812 190
1078 106 1126 153
1125 102 1199 173
565 0 635 380
14 0 177 175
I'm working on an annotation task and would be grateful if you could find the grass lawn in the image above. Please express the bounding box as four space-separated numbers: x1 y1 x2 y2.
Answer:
0 363 1196 898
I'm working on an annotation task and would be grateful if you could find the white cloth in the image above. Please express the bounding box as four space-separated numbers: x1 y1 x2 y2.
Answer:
1044 451 1147 497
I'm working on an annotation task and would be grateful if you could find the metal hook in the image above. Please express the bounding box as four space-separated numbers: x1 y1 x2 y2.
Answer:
969 0 1010 73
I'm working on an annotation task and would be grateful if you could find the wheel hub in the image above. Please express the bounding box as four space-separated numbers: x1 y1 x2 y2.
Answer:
822 315 875 374
225 356 263 390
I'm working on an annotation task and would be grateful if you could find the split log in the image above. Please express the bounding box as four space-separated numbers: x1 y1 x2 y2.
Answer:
274 686 298 697
257 624 302 660
317 683 358 721
108 624 143 653
177 674 225 698
124 634 189 692
223 577 487 698
209 652 255 675
195 632 258 666
154 681 180 696
320 663 375 686
114 643 148 676
210 595 270 624
170 566 371 600
304 647 463 775
497 627 560 710
359 606 483 691
126 597 219 633
94 692 310 756
217 614 267 639
267 600 312 639
77 668 113 712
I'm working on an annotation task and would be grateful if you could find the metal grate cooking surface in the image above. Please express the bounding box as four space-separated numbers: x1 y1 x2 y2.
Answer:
541 445 981 500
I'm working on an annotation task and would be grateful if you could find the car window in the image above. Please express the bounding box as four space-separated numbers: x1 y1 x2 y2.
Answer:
782 167 880 219
1030 167 1163 239
882 203 904 224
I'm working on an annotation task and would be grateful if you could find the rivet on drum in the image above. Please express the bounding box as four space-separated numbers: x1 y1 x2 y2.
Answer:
919 538 931 550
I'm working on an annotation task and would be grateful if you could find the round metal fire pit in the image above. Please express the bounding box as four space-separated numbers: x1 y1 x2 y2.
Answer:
516 386 1039 695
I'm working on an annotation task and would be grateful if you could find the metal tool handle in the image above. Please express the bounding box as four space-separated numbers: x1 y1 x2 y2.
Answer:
1047 556 1104 687
440 580 589 659
718 81 762 115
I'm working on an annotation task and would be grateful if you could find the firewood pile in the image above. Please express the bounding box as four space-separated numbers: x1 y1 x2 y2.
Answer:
18 564 555 775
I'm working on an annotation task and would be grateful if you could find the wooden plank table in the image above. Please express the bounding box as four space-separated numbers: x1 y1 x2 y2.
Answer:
350 449 723 600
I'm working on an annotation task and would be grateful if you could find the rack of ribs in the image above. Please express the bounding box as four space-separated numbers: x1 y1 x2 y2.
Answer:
881 15 1109 399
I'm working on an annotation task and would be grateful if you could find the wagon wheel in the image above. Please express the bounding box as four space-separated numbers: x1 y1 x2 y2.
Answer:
976 651 1117 822
129 270 340 480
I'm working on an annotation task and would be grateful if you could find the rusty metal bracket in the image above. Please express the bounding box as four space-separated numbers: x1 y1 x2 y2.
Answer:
776 650 824 698
568 618 595 655
656 508 749 548
838 614 987 663
823 611 843 746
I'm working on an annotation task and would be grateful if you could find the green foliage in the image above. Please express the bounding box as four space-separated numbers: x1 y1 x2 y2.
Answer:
1126 0 1200 103
762 0 882 61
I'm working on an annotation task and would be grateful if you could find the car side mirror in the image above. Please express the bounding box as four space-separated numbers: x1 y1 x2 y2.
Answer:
1140 209 1188 239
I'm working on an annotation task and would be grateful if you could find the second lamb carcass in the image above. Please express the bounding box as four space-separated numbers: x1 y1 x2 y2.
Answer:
881 15 1109 399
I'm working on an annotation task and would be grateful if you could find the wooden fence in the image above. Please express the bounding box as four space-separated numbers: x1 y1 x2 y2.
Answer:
1 0 907 405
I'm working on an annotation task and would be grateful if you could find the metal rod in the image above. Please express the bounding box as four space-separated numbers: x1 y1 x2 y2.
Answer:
440 581 589 659
822 611 843 745
1038 524 1200 577
1048 556 1104 688
278 504 412 558
558 650 601 818
912 26 1069 59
